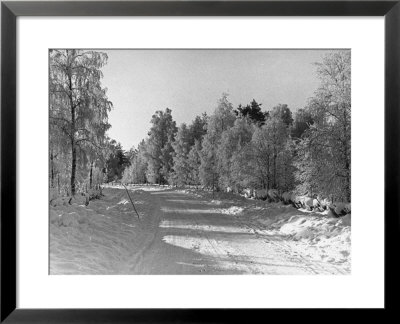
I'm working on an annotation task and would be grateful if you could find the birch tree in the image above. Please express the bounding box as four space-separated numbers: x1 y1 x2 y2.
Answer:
199 94 236 191
295 51 351 201
146 108 177 184
172 123 192 186
50 49 112 195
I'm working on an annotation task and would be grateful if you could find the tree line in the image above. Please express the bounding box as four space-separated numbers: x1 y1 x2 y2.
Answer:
50 50 350 203
122 51 351 202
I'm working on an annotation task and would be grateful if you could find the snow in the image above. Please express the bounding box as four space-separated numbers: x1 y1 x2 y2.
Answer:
172 187 351 273
50 188 145 274
50 185 351 274
220 206 244 215
117 199 130 205
238 203 351 272
304 197 314 209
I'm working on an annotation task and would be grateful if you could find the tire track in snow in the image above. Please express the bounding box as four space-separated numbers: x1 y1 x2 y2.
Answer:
193 212 257 274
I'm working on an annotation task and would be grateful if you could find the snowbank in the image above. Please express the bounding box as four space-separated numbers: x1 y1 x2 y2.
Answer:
49 188 144 274
249 207 351 271
220 206 244 215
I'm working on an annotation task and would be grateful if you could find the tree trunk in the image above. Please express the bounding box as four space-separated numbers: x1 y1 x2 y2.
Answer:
89 161 93 189
212 171 215 200
273 148 277 189
50 151 54 188
344 146 351 202
71 143 77 196
68 60 76 196
343 104 351 202
266 154 270 190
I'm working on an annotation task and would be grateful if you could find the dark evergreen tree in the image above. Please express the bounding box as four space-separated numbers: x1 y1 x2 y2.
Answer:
235 99 267 125
105 141 130 182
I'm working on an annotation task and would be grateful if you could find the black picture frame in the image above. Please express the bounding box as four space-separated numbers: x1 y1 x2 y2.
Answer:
1 1 399 322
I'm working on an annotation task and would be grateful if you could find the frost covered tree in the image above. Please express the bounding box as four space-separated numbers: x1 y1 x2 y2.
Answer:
295 50 351 202
270 104 293 127
199 94 236 191
188 113 208 145
291 108 314 140
269 106 292 189
276 141 296 192
146 108 177 184
49 125 71 196
172 123 192 186
50 49 112 195
122 140 149 184
187 140 202 187
218 117 254 190
250 124 272 189
249 112 290 191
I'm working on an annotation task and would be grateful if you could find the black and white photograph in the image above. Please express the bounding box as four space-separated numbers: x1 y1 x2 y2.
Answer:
49 49 351 275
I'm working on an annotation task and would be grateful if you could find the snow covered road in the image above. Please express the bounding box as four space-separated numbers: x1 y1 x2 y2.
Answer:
50 186 350 275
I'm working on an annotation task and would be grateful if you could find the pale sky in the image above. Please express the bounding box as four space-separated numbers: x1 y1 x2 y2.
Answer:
100 49 338 150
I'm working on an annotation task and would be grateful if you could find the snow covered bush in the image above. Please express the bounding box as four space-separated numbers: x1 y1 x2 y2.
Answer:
243 188 254 198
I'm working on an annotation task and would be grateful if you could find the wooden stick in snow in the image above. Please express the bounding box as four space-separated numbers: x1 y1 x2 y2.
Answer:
122 184 140 220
